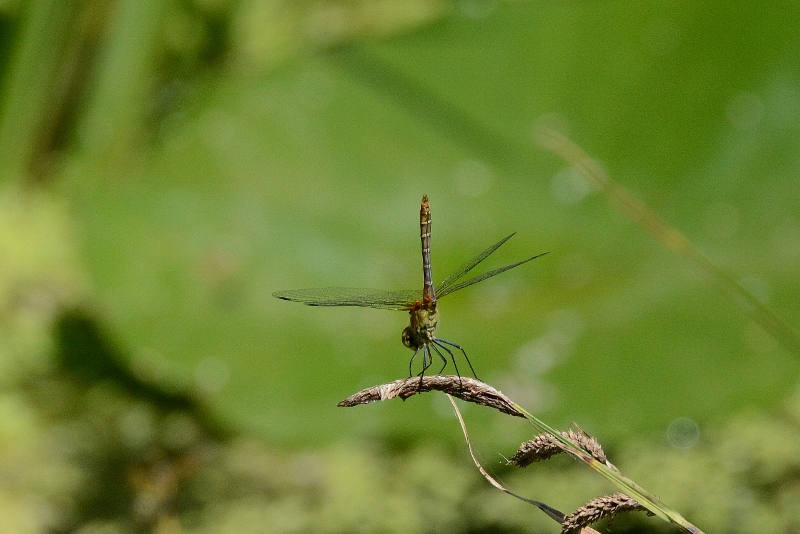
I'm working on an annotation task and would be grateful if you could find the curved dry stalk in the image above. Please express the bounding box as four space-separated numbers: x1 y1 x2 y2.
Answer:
340 377 703 534
447 395 603 534
337 375 523 417
446 395 567 523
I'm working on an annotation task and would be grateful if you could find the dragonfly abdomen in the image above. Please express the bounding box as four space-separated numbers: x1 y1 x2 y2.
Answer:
420 195 436 305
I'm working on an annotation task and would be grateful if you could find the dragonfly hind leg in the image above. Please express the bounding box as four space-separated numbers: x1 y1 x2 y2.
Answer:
435 338 479 381
432 340 466 389
430 340 457 377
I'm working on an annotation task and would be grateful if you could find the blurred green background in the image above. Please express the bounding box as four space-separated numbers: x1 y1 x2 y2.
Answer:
1 0 799 532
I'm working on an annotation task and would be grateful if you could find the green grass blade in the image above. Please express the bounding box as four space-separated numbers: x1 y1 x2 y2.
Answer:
512 402 704 534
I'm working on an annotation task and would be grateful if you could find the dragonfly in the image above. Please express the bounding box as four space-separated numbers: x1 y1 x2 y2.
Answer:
273 195 547 384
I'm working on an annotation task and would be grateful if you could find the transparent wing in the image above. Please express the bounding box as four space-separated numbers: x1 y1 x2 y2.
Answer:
436 252 548 298
272 287 421 310
436 233 548 298
436 233 516 295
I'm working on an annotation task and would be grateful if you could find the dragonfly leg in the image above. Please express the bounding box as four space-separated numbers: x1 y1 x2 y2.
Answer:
417 346 431 375
432 340 464 389
436 338 479 381
417 346 433 391
430 340 455 376
408 347 423 378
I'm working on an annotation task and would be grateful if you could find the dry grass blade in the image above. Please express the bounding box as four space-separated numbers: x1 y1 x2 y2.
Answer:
561 492 648 534
535 126 800 356
337 375 524 417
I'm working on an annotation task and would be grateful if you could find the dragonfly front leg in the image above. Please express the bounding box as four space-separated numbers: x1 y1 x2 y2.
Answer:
417 346 433 376
408 346 423 378
415 346 435 390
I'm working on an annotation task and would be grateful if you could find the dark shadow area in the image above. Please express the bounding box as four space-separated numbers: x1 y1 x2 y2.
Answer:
35 307 230 532
55 308 198 411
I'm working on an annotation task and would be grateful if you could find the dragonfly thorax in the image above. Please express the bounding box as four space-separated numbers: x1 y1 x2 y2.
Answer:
402 305 440 350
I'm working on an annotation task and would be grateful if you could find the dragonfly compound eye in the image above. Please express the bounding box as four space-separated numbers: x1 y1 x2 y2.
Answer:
401 327 414 349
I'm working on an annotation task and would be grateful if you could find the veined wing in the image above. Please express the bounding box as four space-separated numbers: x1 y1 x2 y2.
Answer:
436 233 516 295
436 233 548 298
272 287 421 310
436 252 548 298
